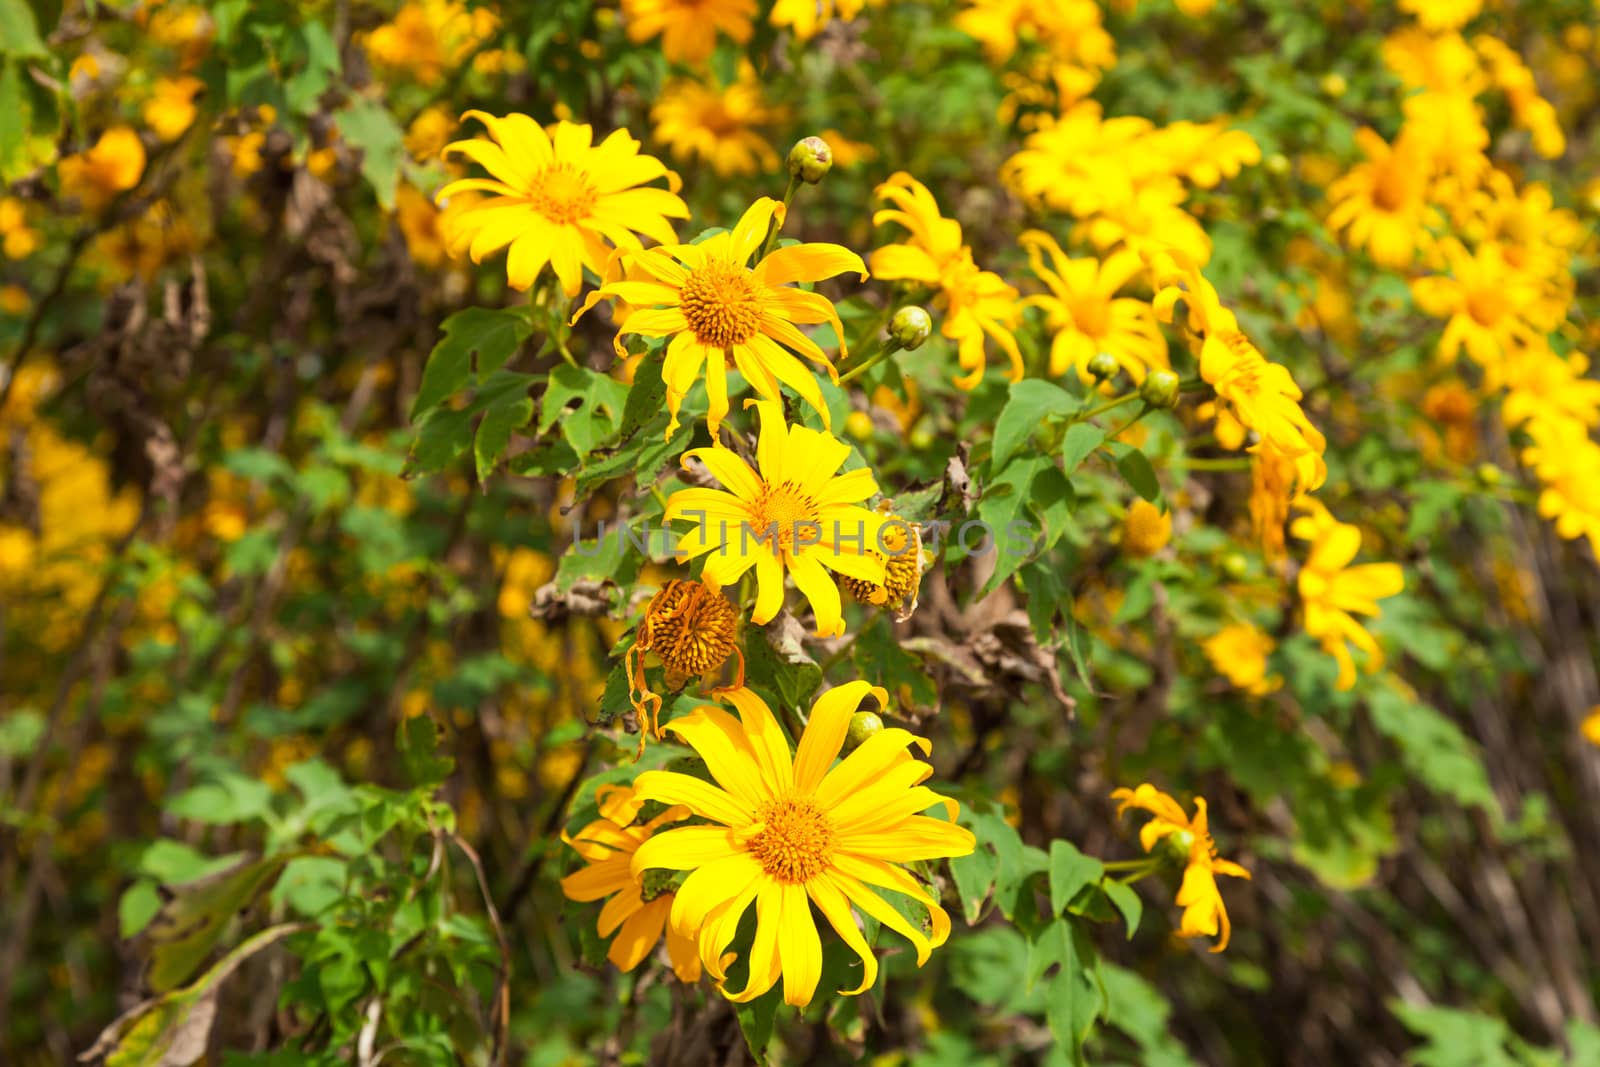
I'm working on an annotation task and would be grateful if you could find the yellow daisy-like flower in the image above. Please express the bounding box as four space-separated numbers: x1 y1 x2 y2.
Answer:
621 0 756 66
663 401 887 637
438 112 689 296
59 127 147 212
1111 783 1250 953
1292 502 1405 691
1325 129 1435 270
1411 238 1563 371
0 198 40 260
1019 231 1167 384
365 0 498 86
955 0 1116 70
1151 255 1327 492
574 197 866 439
870 172 1024 391
560 784 703 982
1202 623 1281 696
650 61 786 178
630 682 975 1006
1520 417 1600 558
1582 707 1600 749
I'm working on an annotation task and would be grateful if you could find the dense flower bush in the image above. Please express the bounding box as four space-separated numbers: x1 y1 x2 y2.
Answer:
3 1 1599 1064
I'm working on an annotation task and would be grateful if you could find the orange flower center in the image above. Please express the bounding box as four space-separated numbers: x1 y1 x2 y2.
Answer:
1371 159 1414 212
1068 292 1111 338
747 796 835 884
750 479 819 550
528 162 597 225
1465 286 1506 327
640 579 738 685
680 260 764 348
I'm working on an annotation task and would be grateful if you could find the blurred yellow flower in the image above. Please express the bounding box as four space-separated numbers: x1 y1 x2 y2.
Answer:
0 197 40 259
1019 231 1167 384
1519 417 1600 558
143 75 204 142
1582 708 1600 748
1111 783 1250 952
59 127 147 211
561 784 702 981
1398 0 1482 32
1325 129 1434 270
664 401 887 636
405 107 456 160
621 0 756 66
650 62 785 178
1411 239 1563 370
365 0 497 86
955 0 1115 70
768 0 877 40
1202 624 1280 695
871 172 1023 390
1122 500 1171 558
438 112 688 296
1292 502 1405 691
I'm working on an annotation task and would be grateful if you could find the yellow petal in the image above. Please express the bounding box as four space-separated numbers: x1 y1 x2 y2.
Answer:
793 682 885 794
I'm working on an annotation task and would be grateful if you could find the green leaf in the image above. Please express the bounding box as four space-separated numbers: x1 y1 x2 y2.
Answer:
145 855 290 992
405 406 472 476
339 96 405 209
0 0 48 56
474 394 534 482
745 617 822 712
735 987 781 1065
949 841 999 924
1368 684 1497 815
119 881 163 940
1036 919 1104 1063
399 713 454 789
539 363 629 460
1060 423 1106 475
165 775 275 826
976 456 1050 598
1116 449 1162 502
0 56 59 183
1048 840 1104 917
619 353 669 440
1099 964 1198 1067
411 308 533 420
993 379 1075 471
1102 880 1143 939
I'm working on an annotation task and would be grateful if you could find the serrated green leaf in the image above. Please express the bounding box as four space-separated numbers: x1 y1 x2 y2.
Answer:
993 379 1076 471
412 308 533 420
474 394 534 482
339 96 405 209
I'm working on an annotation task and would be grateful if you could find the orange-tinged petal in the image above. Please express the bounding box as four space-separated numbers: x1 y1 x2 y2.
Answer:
756 242 868 286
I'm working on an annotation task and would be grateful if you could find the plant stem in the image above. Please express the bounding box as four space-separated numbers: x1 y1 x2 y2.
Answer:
1080 391 1139 421
838 340 904 385
1107 405 1152 440
759 174 799 263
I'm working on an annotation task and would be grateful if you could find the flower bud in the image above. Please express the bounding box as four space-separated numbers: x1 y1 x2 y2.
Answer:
1162 828 1196 864
787 136 833 184
1140 369 1181 409
1088 351 1120 383
846 710 884 749
1265 152 1291 176
1221 552 1250 580
1475 463 1502 487
845 410 874 441
889 306 933 350
1320 73 1347 98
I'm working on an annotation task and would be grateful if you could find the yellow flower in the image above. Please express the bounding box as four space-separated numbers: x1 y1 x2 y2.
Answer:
365 0 497 86
1249 447 1315 560
1463 172 1582 288
1202 623 1280 695
1520 417 1600 557
1019 232 1167 384
839 514 924 616
0 198 40 260
664 401 887 637
395 181 455 269
59 127 147 212
1582 707 1600 748
1151 255 1326 491
1381 28 1483 93
1122 500 1171 558
1398 0 1481 32
621 0 756 66
650 62 785 178
817 128 877 168
1111 783 1250 952
768 0 877 40
1401 90 1488 183
630 682 975 1005
626 579 744 756
955 0 1116 70
0 284 28 315
143 75 204 142
870 172 1023 390
560 785 703 982
1292 502 1405 691
405 106 456 160
1325 129 1434 270
1499 349 1600 433
1411 239 1563 370
438 112 689 296
574 197 865 438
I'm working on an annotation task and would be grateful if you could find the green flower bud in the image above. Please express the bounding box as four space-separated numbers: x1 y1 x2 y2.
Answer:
1140 369 1181 409
1265 152 1291 176
889 306 933 350
1088 351 1120 383
787 136 833 184
1162 828 1196 864
846 710 884 749
1221 552 1250 580
1475 463 1503 487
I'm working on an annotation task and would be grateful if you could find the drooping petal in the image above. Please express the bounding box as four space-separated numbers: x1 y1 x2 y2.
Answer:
789 550 845 638
670 852 765 938
724 882 784 1002
757 242 868 286
629 769 750 827
608 895 670 972
776 882 823 1007
807 873 879 995
816 728 932 809
630 823 743 875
